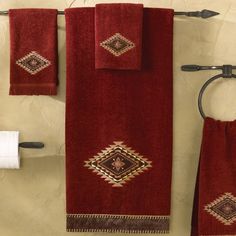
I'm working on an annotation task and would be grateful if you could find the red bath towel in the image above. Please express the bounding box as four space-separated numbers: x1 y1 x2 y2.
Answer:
9 9 58 95
95 4 143 70
65 6 174 233
191 117 236 236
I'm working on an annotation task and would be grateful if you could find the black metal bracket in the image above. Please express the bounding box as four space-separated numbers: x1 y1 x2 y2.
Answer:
181 64 236 118
181 64 236 77
19 142 44 149
0 9 220 18
222 65 233 78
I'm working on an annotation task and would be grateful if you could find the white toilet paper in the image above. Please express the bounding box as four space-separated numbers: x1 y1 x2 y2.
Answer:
0 131 20 169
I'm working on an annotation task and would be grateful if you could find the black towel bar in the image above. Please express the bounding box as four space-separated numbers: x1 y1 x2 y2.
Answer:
0 9 220 18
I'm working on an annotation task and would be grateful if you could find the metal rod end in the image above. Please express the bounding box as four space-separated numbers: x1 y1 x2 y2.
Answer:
200 9 220 18
181 65 201 71
19 142 44 149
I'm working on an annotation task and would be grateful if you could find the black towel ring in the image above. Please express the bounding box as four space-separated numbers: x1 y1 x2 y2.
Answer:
181 64 236 119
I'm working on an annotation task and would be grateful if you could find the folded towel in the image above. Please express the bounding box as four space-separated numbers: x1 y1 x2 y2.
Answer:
65 7 174 233
0 131 20 169
9 9 58 95
95 4 143 70
191 117 236 235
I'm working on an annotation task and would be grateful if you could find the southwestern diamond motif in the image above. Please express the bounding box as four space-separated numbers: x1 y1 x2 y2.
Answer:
204 192 236 225
100 33 135 57
84 141 152 187
16 51 51 75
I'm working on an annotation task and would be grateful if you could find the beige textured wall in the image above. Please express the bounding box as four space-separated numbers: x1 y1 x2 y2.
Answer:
0 0 234 235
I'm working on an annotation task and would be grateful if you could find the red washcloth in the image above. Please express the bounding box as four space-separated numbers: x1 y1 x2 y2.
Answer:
9 9 58 95
65 7 174 233
191 117 236 236
95 4 143 70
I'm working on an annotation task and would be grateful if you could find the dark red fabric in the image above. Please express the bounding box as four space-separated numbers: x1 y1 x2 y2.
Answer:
9 9 58 95
65 7 173 231
95 4 143 70
191 117 236 236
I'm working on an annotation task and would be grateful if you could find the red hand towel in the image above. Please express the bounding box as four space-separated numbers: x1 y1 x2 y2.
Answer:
65 7 174 233
191 117 236 236
9 9 58 95
95 4 143 70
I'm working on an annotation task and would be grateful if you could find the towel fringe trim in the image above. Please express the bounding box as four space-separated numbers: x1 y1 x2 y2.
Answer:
66 228 169 233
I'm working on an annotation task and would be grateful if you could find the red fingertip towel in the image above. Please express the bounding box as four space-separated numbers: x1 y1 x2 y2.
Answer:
95 4 143 70
191 117 236 236
9 9 58 95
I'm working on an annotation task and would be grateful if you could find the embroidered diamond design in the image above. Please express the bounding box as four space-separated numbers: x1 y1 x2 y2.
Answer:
204 192 236 225
16 51 51 75
84 141 152 187
100 33 135 57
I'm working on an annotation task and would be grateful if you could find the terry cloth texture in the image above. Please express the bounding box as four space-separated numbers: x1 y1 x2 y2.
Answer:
65 6 174 233
9 9 58 95
191 117 236 236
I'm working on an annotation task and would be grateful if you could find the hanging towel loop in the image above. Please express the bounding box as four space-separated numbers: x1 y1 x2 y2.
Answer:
0 9 219 18
181 64 236 119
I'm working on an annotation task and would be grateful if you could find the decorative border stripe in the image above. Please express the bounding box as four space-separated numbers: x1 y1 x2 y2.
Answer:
67 214 169 233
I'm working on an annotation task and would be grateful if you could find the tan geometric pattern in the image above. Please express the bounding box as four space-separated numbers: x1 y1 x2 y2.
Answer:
84 141 152 187
204 192 236 225
100 33 135 57
16 51 51 75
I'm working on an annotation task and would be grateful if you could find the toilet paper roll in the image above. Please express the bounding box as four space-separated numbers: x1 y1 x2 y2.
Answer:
0 131 20 169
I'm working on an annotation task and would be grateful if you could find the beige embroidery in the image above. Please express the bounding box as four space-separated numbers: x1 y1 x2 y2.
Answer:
100 33 135 57
204 192 236 225
16 51 51 75
84 141 152 187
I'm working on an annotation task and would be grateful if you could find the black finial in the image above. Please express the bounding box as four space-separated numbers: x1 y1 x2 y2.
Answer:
200 9 220 18
175 9 220 18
